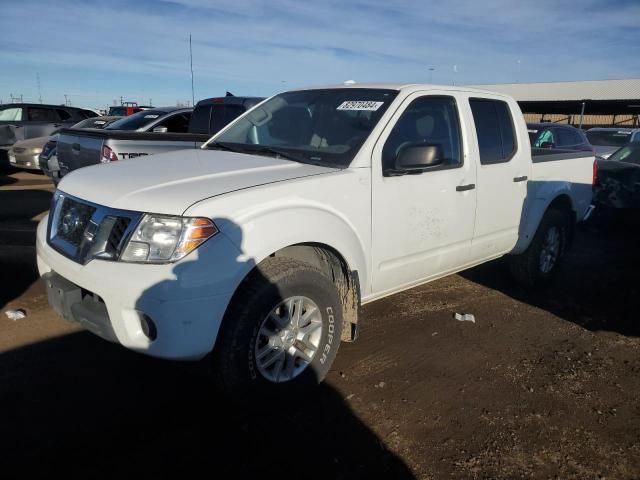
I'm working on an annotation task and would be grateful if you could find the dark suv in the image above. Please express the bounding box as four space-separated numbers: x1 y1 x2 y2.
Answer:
527 123 594 152
0 103 97 167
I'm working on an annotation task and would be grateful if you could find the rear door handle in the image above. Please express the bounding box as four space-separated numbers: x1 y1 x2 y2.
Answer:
456 184 475 192
513 176 528 182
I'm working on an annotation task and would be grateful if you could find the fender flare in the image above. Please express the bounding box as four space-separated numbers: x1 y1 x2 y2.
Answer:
511 187 575 255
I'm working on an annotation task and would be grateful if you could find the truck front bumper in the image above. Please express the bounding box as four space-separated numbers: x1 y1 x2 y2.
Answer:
36 217 241 360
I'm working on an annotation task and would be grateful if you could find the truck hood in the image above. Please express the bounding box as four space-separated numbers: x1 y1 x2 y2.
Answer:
57 148 339 215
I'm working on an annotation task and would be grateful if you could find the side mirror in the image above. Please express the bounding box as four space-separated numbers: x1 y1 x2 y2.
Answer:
153 126 168 133
395 144 443 171
540 141 555 149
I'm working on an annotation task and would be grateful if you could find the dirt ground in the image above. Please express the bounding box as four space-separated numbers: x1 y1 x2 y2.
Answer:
1 170 639 479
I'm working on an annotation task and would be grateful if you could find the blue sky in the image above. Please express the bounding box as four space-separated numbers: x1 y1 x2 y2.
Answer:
1 0 639 109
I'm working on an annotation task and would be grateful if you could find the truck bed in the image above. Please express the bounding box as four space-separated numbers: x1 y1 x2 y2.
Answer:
528 147 594 224
56 128 212 178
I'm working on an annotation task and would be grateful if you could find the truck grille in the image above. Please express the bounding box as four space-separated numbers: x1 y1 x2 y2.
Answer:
106 217 131 255
48 192 141 264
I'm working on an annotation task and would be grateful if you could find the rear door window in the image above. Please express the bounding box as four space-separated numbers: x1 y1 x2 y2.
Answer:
469 98 517 164
557 127 582 147
155 112 192 133
56 109 72 121
27 107 59 122
534 129 555 148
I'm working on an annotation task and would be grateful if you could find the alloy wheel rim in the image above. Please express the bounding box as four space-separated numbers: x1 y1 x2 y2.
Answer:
254 296 323 383
539 226 560 274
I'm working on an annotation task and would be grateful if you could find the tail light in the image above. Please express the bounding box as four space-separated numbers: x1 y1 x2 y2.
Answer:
101 145 118 163
592 160 598 189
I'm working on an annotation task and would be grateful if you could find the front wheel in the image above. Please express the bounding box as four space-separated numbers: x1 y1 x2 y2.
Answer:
211 257 343 395
509 208 569 288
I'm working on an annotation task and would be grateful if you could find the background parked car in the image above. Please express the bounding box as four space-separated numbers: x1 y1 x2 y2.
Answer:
55 95 262 180
0 103 97 169
107 103 153 116
586 128 640 159
38 116 123 183
527 123 594 152
593 143 640 219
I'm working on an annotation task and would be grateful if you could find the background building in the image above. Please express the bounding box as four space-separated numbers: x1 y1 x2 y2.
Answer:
472 79 640 129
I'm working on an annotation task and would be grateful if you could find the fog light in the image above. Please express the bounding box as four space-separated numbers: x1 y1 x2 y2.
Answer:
140 314 157 340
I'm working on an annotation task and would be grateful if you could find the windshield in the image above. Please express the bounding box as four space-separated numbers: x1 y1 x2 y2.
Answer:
586 130 632 147
104 110 167 131
608 144 640 165
211 88 399 167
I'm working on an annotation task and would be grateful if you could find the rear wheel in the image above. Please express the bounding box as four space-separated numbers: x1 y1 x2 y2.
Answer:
509 208 569 287
211 257 343 395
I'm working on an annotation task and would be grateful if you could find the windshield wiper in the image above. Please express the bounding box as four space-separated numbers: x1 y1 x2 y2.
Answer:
248 145 311 163
207 141 245 153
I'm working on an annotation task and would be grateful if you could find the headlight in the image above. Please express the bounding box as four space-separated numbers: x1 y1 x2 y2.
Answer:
120 214 218 263
30 147 43 155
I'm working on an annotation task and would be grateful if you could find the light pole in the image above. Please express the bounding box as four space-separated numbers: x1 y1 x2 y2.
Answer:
428 67 435 84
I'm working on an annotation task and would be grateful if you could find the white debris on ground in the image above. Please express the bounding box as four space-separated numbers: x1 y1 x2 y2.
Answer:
454 312 475 323
5 309 27 321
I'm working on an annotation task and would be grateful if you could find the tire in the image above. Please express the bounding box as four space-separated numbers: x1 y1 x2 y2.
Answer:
509 208 569 288
211 257 343 395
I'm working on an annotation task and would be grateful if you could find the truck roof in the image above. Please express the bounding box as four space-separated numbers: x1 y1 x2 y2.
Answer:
285 82 516 98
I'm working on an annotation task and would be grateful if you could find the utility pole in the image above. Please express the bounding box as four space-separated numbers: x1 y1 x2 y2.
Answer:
64 94 69 106
37 72 42 103
189 34 195 108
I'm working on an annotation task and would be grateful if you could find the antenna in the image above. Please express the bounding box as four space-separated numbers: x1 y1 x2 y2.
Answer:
37 73 42 103
189 34 195 107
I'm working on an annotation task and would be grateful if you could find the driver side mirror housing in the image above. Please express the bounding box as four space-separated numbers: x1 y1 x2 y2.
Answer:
395 144 443 171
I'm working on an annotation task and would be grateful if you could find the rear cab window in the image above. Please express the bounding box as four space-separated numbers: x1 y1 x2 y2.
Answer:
104 110 168 131
469 98 517 164
586 130 632 147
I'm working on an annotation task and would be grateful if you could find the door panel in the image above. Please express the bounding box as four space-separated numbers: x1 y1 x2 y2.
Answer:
371 92 477 295
468 97 529 260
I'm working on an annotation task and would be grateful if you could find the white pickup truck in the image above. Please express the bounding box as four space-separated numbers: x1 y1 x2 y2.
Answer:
36 84 595 392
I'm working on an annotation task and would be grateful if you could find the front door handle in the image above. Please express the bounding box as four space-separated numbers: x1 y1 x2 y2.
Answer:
513 176 528 182
456 184 475 192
